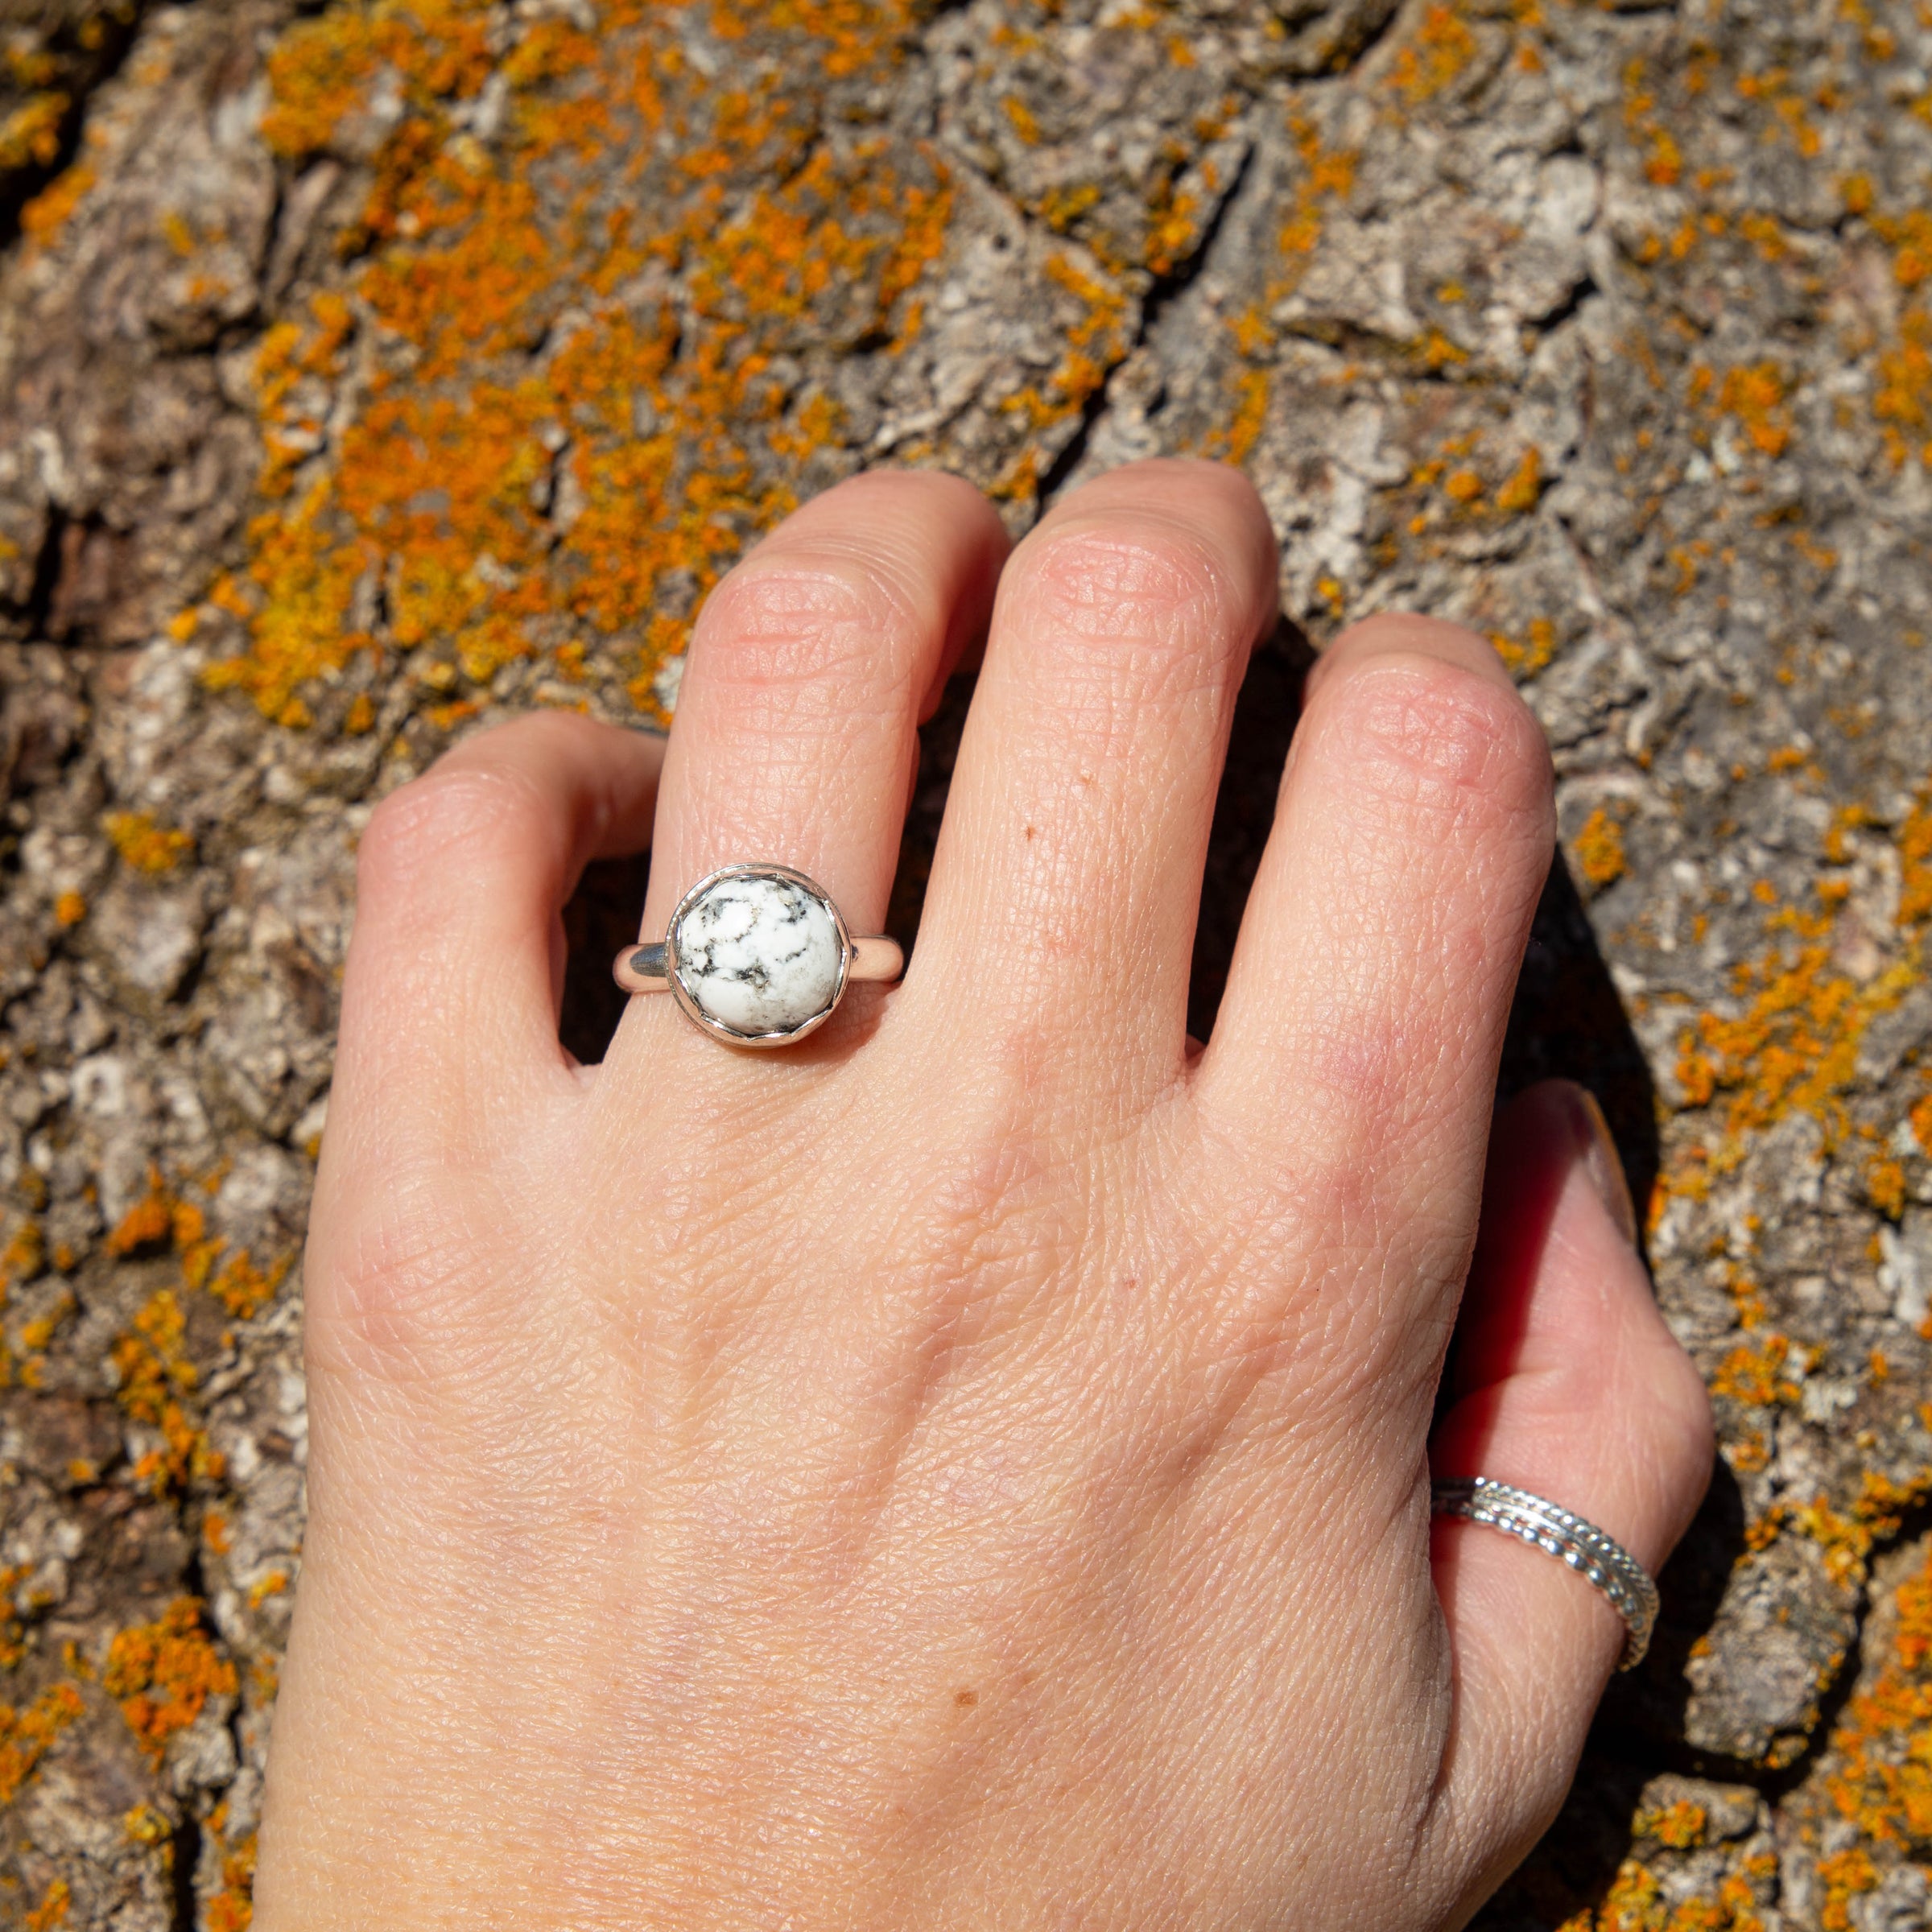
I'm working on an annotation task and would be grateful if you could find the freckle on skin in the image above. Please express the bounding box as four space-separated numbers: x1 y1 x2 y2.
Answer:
955 1688 977 1707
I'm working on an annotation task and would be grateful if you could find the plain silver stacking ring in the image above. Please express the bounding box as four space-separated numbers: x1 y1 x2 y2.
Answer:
613 863 903 1047
1431 1476 1660 1670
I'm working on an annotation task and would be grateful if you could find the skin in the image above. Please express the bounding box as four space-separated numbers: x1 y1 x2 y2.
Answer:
254 460 1713 1930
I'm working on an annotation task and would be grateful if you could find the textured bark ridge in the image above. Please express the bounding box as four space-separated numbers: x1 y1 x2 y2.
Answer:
1 0 1930 1922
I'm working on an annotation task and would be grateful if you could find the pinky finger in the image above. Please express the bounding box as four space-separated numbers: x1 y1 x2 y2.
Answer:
1427 1080 1714 1905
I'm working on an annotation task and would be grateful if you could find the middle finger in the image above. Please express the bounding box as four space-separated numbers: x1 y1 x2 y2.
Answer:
905 460 1278 1107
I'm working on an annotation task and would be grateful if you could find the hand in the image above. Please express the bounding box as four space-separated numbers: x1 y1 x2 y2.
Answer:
254 460 1711 1929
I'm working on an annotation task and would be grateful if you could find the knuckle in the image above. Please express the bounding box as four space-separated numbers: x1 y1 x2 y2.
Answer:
817 463 989 526
307 1188 502 1389
1013 513 1251 687
694 546 926 702
1327 611 1493 667
476 705 598 762
357 766 533 894
1076 458 1272 537
1659 1334 1718 1474
1310 653 1554 842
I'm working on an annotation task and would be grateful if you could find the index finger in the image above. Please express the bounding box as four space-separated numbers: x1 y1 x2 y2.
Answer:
332 711 663 1159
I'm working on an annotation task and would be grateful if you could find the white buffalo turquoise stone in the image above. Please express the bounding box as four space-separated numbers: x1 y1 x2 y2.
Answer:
671 872 843 1038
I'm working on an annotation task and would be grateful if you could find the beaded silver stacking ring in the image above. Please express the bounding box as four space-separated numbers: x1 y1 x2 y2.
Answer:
612 863 903 1047
1431 1476 1660 1670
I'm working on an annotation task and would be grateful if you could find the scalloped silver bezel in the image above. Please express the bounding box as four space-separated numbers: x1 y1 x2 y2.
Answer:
663 863 853 1048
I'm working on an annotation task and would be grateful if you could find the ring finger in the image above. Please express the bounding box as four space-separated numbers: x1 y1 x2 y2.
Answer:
616 468 1009 1051
1429 1079 1712 1904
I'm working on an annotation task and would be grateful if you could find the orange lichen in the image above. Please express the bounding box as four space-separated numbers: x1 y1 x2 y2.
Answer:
1734 69 1823 163
103 1599 237 1768
19 160 96 248
1912 1087 1932 1156
1559 1853 1771 1930
195 0 976 721
1823 1546 1932 1872
1623 57 1684 188
204 1833 257 1932
1188 107 1356 445
1216 365 1270 465
1414 328 1468 371
124 1802 171 1847
1738 211 1786 262
19 1293 72 1363
1574 807 1627 890
111 1290 224 1494
1670 799 1930 1178
2 1216 45 1288
260 0 494 160
0 1567 27 1671
1902 791 1932 925
52 890 85 927
1854 200 1932 464
1714 362 1792 458
1868 1157 1908 1220
23 1879 70 1930
1492 617 1558 681
0 1682 85 1806
103 811 193 874
1144 179 1202 280
1387 4 1477 105
102 1169 279 1331
1711 1333 1800 1408
105 1167 176 1256
1636 1798 1707 1849
247 1571 290 1610
1274 109 1356 270
0 92 67 171
1816 1849 1878 1930
1789 1476 1932 1589
1493 446 1542 514
207 1250 288 1320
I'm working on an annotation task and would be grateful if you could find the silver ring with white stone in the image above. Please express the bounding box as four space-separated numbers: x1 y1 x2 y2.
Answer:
1430 1476 1659 1670
612 864 903 1048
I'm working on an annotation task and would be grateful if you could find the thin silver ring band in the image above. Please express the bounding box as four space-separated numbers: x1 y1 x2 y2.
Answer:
613 933 902 995
1430 1476 1659 1670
